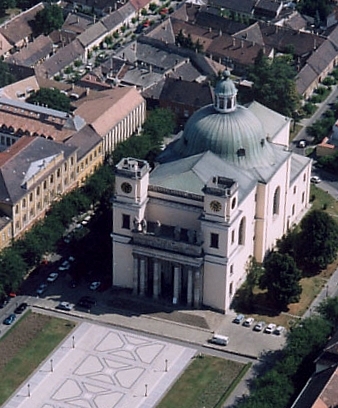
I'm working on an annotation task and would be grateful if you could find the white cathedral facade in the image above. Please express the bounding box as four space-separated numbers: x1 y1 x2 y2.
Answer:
111 72 312 313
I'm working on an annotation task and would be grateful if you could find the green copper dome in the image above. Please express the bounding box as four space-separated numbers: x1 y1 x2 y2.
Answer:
176 71 276 169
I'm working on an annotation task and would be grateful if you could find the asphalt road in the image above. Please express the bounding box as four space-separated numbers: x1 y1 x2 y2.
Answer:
291 84 338 152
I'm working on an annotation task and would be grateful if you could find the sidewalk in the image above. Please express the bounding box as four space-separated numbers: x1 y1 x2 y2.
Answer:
303 265 338 319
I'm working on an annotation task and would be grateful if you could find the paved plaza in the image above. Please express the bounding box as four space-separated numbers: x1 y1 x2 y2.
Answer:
3 322 196 408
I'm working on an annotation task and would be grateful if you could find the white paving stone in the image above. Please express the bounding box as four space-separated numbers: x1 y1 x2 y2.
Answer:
3 322 196 408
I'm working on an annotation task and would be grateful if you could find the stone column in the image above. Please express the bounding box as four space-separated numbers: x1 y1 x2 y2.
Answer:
132 256 138 295
187 268 193 307
173 265 180 304
139 257 146 296
158 261 162 296
194 269 201 308
153 259 160 300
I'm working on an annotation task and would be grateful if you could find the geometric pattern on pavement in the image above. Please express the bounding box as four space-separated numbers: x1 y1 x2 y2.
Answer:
4 322 196 408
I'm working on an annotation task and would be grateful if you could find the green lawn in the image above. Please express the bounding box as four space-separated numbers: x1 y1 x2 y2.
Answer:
157 355 250 408
0 311 75 405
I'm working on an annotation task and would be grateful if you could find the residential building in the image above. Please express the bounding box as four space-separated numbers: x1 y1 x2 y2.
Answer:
111 72 312 313
0 136 77 241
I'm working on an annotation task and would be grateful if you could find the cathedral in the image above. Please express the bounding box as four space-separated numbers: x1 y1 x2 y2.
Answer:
111 71 312 313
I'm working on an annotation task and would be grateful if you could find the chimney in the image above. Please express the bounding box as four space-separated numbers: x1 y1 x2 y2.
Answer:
86 87 90 96
232 37 235 47
93 15 96 24
219 29 222 37
241 40 244 48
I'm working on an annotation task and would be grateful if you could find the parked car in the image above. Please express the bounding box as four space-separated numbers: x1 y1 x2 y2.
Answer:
14 302 28 314
243 317 254 327
233 314 245 324
89 281 101 291
59 260 70 271
264 323 277 334
274 325 285 335
36 283 47 295
310 176 321 184
253 321 265 332
56 301 74 311
297 139 307 148
47 272 59 282
3 313 16 325
210 334 229 346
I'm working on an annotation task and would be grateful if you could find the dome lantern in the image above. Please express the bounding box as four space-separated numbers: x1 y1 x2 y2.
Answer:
214 70 238 113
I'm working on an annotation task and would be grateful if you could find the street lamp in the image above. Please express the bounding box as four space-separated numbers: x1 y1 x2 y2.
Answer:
165 359 168 372
27 383 30 397
72 336 75 349
50 359 53 372
144 384 148 397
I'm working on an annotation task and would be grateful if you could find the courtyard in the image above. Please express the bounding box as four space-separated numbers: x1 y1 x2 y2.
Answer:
3 322 196 408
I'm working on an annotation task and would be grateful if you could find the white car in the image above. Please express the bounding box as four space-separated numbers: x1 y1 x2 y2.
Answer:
36 283 47 295
47 272 58 282
59 260 70 271
89 281 101 291
310 176 321 184
264 323 277 334
56 301 74 311
274 325 285 335
243 317 254 327
254 321 265 332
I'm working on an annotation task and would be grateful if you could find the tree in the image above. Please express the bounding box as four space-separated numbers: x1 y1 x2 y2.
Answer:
26 88 71 112
295 210 338 271
260 252 302 308
0 59 16 87
0 0 16 16
296 0 332 25
241 257 264 308
32 4 64 36
317 296 338 331
248 50 300 117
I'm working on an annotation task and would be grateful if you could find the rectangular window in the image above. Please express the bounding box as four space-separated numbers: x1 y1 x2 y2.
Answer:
230 264 234 275
210 233 219 248
231 230 235 244
122 214 130 229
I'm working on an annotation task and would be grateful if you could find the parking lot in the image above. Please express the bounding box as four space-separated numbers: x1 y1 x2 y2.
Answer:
213 314 286 359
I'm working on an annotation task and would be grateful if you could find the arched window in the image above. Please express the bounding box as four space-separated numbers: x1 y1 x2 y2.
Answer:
238 217 246 245
273 187 280 215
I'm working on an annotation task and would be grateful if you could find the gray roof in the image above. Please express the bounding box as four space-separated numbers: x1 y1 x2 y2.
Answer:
247 100 291 142
150 150 257 204
290 152 312 186
296 63 317 95
116 41 187 72
35 39 85 78
208 0 255 14
6 35 53 67
65 124 102 160
101 3 135 30
77 21 107 47
119 65 163 89
0 137 76 204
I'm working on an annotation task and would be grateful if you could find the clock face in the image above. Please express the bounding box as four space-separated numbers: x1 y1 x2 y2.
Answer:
121 182 132 194
210 200 222 212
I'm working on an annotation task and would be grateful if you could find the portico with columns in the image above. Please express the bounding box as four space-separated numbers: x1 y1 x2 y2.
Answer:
132 253 203 308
